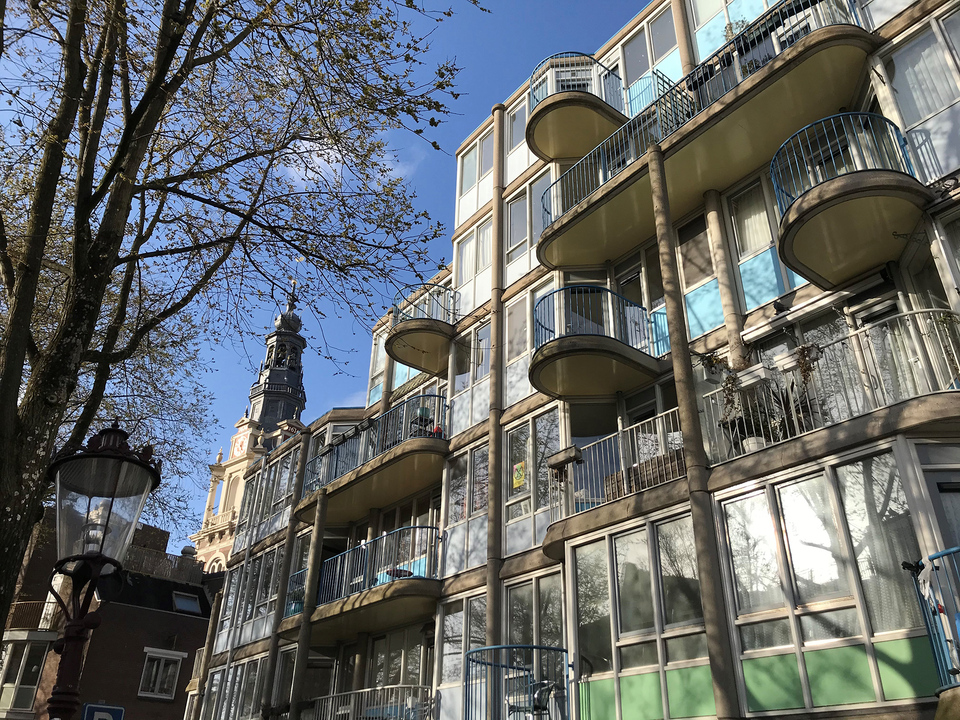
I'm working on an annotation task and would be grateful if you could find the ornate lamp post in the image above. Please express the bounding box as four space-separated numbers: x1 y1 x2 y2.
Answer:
44 422 161 720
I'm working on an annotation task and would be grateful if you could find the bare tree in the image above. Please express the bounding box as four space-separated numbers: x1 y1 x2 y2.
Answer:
0 0 479 623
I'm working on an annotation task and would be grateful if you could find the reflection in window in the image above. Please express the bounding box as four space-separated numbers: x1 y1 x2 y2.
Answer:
615 529 655 634
724 492 783 613
658 515 703 626
576 540 613 674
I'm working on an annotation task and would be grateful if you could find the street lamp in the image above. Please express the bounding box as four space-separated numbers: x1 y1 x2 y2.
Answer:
45 422 161 720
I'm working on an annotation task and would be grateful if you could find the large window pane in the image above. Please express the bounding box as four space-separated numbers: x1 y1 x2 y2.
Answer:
472 446 489 514
508 197 528 262
480 133 494 176
507 301 527 361
624 30 650 84
534 410 560 509
457 235 475 286
576 540 613 674
448 455 468 524
780 476 849 603
441 601 464 684
885 29 960 127
531 173 552 240
836 453 923 632
510 106 527 150
691 0 724 26
539 573 564 649
461 147 478 194
730 182 773 258
679 216 713 288
477 220 492 271
454 337 471 394
508 583 535 645
651 8 677 61
725 492 783 613
615 529 655 634
658 516 703 626
508 424 531 499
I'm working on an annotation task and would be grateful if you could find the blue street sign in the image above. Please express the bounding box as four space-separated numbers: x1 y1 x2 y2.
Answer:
81 704 124 720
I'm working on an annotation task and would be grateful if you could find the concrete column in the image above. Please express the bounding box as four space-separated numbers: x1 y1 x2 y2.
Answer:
670 0 698 76
260 430 313 719
203 475 221 523
379 310 396 417
351 633 371 692
649 144 740 720
486 103 507 645
289 491 328 720
190 592 223 720
366 508 382 542
704 190 750 369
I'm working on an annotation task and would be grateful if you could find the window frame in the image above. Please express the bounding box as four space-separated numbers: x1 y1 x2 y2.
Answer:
138 647 186 700
0 640 47 711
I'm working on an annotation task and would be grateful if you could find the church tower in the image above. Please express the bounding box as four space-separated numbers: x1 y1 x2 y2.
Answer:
249 290 307 433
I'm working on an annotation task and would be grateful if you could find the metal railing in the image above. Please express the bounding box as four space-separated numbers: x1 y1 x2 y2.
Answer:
304 394 448 495
533 285 667 357
284 527 441 617
701 309 960 464
541 0 860 229
906 547 960 691
770 112 915 215
124 544 204 584
464 646 570 720
529 52 625 115
303 686 434 720
392 283 459 326
5 601 60 631
566 409 685 516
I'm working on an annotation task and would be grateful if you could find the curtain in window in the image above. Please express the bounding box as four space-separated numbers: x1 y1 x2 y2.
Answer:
886 30 960 127
731 183 772 258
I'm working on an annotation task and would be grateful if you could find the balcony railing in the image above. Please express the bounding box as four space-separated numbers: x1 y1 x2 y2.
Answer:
302 686 434 720
529 52 625 115
541 0 860 229
202 509 237 531
533 285 668 357
701 309 960 464
304 395 448 495
5 601 60 631
124 544 204 584
464 646 569 720
392 283 459 326
284 526 441 618
770 112 915 215
906 547 960 691
563 408 684 517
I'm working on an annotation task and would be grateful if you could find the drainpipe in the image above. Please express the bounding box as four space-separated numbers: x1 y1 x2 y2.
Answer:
260 430 313 719
486 103 507 649
704 190 750 369
289 491 329 720
190 591 223 720
649 144 740 720
670 0 698 76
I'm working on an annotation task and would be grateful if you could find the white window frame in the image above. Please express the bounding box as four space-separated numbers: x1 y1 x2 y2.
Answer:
0 640 48 711
139 647 187 700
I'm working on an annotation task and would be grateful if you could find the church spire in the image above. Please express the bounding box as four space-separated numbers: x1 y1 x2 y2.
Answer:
248 282 307 433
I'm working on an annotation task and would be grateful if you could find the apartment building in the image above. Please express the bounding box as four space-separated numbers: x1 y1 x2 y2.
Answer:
193 0 960 717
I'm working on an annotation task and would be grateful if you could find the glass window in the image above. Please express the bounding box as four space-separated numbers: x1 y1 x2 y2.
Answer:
651 8 677 61
510 105 527 150
508 424 531 503
539 573 564 649
678 216 713 288
531 173 552 241
885 28 960 127
644 244 665 308
658 515 703 626
623 29 650 84
460 146 478 194
534 411 560 509
0 641 46 710
615 529 655 634
508 583 535 645
457 234 475 287
448 455 468 524
480 133 494 176
472 445 489 514
476 324 491 380
690 0 724 26
576 540 613 674
440 601 464 684
730 182 773 258
174 592 202 614
779 476 849 603
454 337 471 394
477 220 492 271
507 196 528 264
836 454 923 633
139 653 181 699
507 301 527 361
724 492 783 613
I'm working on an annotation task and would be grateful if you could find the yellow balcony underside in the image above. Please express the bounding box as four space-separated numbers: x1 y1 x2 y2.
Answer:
537 26 879 269
527 92 628 162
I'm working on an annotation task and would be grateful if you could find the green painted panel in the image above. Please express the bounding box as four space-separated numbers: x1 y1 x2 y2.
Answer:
580 678 616 720
620 672 664 720
665 665 716 718
742 653 804 712
875 636 939 700
804 644 876 707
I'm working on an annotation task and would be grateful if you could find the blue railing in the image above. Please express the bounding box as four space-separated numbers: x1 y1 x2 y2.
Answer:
304 394 448 495
529 52 626 115
907 547 960 691
770 112 915 216
541 0 860 229
283 526 441 618
533 285 668 357
464 646 570 720
392 283 459 326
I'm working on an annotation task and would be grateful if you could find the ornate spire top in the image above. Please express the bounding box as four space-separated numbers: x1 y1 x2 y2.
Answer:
216 447 223 464
275 279 302 332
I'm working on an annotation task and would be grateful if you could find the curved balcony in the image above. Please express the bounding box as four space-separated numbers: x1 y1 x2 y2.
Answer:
284 527 441 641
527 52 628 161
302 686 434 720
530 286 667 399
771 113 935 289
386 284 459 376
464 646 569 720
537 0 877 270
298 395 448 524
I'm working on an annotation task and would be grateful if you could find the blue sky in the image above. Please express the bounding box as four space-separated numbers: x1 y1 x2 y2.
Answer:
177 0 652 546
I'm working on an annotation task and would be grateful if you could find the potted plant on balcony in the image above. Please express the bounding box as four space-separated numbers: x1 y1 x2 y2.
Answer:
701 351 730 385
773 343 821 390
